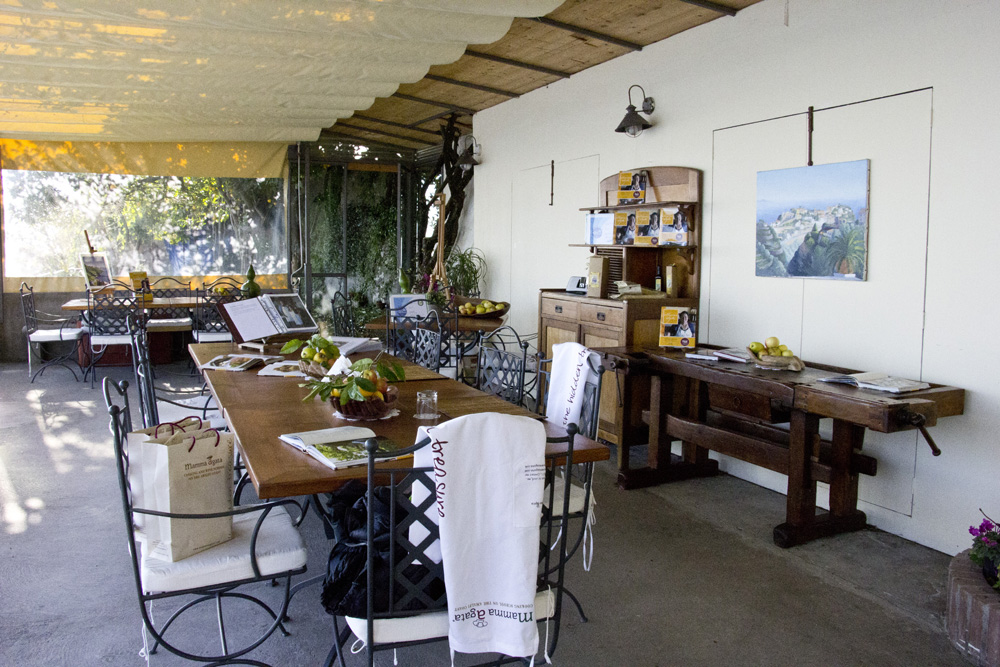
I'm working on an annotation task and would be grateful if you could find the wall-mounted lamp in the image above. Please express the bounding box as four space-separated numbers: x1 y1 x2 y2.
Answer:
457 134 481 172
615 84 655 138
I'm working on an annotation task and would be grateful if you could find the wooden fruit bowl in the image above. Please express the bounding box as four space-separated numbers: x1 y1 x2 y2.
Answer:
333 385 399 420
746 346 805 372
456 297 510 319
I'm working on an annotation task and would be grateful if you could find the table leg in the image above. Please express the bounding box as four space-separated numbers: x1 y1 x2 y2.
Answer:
647 374 671 469
830 420 867 526
774 410 819 547
774 411 868 547
618 372 718 490
681 378 712 469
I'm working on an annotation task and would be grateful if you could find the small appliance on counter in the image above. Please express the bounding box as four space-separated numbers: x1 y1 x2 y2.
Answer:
566 276 587 294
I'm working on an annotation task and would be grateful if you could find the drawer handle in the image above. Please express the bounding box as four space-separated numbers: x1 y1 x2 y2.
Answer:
555 305 563 313
597 312 606 321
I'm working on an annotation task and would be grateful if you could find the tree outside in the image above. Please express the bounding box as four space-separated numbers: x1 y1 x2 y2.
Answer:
2 169 286 279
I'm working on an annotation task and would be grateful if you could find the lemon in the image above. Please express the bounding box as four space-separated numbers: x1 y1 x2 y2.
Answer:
373 390 385 402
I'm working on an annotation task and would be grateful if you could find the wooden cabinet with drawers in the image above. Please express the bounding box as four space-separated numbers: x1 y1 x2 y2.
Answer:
538 290 697 445
538 166 702 448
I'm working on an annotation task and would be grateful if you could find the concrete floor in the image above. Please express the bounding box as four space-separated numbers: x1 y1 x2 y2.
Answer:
0 361 968 666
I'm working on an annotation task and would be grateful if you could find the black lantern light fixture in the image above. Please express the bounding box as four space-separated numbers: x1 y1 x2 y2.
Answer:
457 134 481 172
615 84 655 138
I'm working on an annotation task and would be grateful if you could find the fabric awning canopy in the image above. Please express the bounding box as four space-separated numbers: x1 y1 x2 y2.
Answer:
0 0 561 143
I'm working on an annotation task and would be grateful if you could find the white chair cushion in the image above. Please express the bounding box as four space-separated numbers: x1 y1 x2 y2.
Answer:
140 506 306 594
29 328 85 342
146 317 193 331
344 589 554 646
193 330 233 343
90 334 132 346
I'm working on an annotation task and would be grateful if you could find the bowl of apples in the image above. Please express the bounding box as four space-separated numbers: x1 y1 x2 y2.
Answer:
746 336 805 372
301 354 406 421
457 297 509 319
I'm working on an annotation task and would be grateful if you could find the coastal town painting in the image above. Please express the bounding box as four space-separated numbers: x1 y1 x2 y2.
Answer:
755 160 870 280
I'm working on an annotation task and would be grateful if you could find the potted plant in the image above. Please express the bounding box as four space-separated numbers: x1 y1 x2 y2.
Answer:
969 510 1000 590
446 247 487 298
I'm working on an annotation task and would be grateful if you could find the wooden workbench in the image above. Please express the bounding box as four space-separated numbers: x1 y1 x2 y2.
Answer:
598 346 965 547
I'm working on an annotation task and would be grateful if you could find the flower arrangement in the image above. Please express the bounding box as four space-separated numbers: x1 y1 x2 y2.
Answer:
412 273 452 309
969 510 1000 590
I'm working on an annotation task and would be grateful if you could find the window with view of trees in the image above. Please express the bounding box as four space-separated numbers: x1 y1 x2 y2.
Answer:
2 170 286 279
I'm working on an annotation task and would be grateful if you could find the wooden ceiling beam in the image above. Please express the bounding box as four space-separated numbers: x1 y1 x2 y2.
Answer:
352 114 441 137
409 110 472 130
423 74 519 99
320 131 417 154
334 121 435 146
464 50 570 79
676 0 738 17
529 17 642 51
391 92 476 116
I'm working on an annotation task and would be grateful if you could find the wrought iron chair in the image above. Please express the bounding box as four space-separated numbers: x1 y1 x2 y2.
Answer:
19 281 86 382
385 296 468 374
474 325 530 406
535 350 605 622
385 301 444 367
103 377 309 664
330 291 355 337
193 277 243 343
144 276 194 333
85 288 138 388
324 421 579 667
128 314 223 430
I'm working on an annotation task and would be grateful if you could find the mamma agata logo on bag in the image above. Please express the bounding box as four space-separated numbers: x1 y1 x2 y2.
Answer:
453 603 534 628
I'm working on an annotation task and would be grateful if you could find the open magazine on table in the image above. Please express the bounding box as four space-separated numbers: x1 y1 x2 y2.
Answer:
278 426 409 470
200 353 283 372
818 372 930 394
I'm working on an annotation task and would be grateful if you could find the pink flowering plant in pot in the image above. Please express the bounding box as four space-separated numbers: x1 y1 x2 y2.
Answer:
969 510 1000 590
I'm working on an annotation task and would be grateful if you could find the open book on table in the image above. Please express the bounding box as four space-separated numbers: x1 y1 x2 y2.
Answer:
818 372 930 394
219 293 318 343
278 426 408 470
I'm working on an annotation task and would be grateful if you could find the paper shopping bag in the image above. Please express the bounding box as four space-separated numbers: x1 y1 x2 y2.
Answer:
143 428 234 562
126 416 207 540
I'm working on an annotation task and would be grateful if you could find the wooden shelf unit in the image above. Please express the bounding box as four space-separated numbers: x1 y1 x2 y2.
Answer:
538 166 703 446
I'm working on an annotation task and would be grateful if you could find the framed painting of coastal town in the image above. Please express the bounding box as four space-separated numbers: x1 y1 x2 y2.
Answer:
755 160 870 280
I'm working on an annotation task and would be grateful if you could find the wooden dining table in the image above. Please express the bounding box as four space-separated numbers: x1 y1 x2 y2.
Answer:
189 343 609 499
363 314 504 333
62 295 202 311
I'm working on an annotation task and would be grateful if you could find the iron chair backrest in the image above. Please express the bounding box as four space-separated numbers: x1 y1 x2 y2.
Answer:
127 314 159 428
19 282 40 335
146 276 192 320
195 277 243 334
87 289 137 336
535 353 605 440
385 301 442 362
346 423 578 666
385 296 461 369
475 325 530 406
331 291 355 337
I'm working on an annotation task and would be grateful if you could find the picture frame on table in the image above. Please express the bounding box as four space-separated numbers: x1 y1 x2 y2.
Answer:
81 253 113 291
388 294 429 321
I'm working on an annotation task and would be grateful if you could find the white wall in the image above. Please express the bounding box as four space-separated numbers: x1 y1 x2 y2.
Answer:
472 0 1000 555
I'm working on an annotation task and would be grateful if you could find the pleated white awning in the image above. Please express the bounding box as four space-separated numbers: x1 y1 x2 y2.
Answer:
0 0 562 142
